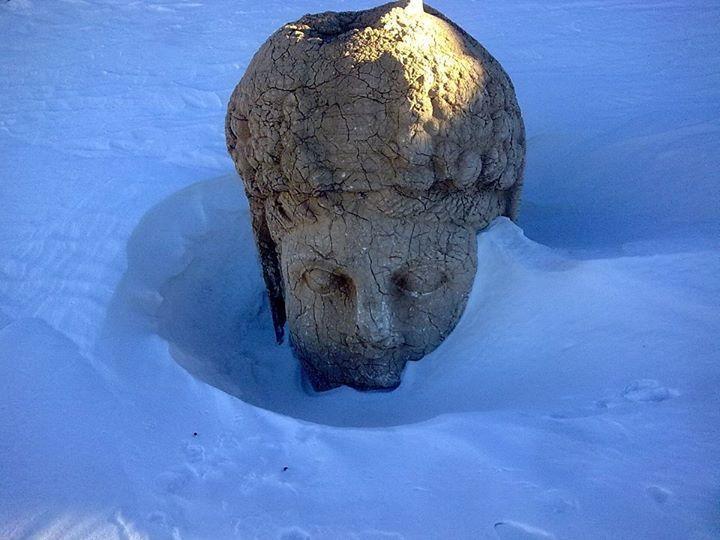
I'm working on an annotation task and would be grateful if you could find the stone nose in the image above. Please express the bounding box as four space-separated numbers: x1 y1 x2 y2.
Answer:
354 291 403 349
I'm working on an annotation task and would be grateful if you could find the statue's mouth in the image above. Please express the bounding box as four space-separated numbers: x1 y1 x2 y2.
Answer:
350 348 396 361
345 340 408 360
294 343 408 391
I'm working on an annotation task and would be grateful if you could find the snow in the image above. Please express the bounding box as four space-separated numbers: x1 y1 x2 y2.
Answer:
1 0 719 538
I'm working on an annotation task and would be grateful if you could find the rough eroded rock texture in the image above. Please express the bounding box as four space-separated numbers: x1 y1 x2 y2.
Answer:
226 0 525 390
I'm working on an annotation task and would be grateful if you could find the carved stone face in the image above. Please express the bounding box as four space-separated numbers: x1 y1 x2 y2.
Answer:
280 209 477 390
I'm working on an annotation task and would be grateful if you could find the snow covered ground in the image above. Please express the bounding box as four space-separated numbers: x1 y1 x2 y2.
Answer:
1 0 719 538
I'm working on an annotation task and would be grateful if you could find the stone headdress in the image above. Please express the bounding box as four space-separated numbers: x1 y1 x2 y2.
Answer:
226 0 525 341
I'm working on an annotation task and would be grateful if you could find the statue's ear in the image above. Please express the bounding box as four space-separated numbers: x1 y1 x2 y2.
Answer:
249 197 286 344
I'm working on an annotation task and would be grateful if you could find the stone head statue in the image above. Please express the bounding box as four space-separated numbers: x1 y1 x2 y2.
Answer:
226 0 525 391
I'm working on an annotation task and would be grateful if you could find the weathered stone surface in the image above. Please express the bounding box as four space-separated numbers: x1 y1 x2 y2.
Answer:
226 0 525 390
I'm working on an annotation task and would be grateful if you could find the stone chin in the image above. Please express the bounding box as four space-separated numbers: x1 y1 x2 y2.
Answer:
292 340 416 391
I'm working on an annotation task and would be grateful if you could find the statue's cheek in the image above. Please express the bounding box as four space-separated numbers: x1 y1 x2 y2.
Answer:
287 285 356 344
395 282 470 341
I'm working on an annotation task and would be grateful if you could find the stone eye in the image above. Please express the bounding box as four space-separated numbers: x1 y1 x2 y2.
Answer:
393 265 447 297
303 268 349 296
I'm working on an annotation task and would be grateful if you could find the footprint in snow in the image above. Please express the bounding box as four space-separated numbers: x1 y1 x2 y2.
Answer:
146 510 169 528
183 442 205 464
622 379 679 402
154 467 194 495
494 521 556 540
646 485 672 504
278 527 311 540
